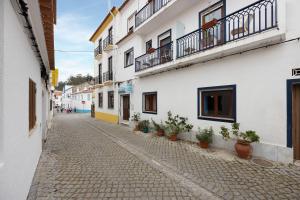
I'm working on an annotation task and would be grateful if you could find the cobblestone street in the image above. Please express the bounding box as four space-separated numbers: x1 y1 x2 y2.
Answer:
28 114 300 200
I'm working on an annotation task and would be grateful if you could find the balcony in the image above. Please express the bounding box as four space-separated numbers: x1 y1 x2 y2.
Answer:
94 75 102 85
135 42 173 72
177 0 279 59
135 0 172 28
94 45 102 60
103 71 113 85
103 35 113 51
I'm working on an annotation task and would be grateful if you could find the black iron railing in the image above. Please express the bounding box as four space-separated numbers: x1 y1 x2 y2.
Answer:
94 45 102 57
135 42 173 72
103 35 113 50
103 71 113 82
94 75 102 85
135 0 172 28
177 0 277 58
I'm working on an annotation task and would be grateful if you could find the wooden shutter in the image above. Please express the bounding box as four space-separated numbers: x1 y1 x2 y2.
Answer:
29 79 37 130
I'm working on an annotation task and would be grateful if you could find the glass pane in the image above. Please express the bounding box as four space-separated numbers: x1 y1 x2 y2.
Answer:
217 90 233 117
202 93 215 116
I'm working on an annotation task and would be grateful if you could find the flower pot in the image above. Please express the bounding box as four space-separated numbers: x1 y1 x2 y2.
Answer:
198 141 209 149
157 130 164 137
235 140 252 159
147 48 155 54
169 134 177 141
143 127 149 133
202 18 218 30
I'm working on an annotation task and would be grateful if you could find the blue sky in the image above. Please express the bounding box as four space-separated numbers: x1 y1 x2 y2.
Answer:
55 0 123 81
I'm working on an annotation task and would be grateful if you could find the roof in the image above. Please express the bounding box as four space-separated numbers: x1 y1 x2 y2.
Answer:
119 0 131 12
39 0 56 70
89 7 118 42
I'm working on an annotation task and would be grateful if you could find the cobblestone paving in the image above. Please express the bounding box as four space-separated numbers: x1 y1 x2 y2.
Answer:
28 114 200 200
85 116 300 200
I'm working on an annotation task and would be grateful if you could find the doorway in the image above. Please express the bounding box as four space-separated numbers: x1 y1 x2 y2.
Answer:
292 84 300 160
158 29 172 64
122 95 130 121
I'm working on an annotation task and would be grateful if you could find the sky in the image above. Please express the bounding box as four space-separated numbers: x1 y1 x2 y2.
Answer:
55 0 123 82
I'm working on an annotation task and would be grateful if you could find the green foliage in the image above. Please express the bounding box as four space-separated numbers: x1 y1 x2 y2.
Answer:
164 111 193 135
131 112 141 122
219 123 260 143
55 74 93 91
196 127 213 143
151 119 165 131
138 120 150 130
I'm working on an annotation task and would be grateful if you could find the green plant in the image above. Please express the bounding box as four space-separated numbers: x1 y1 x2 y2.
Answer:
131 112 141 122
138 120 150 131
219 123 260 143
151 119 165 131
164 111 193 136
196 127 213 143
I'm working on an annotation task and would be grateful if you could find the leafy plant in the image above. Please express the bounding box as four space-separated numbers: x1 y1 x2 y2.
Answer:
196 127 213 143
131 112 141 122
164 111 193 136
138 120 150 130
151 119 165 131
219 123 260 143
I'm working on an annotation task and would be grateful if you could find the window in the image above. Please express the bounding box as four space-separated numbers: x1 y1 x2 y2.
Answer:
127 13 135 33
198 85 236 122
108 91 114 109
146 40 152 52
143 92 157 114
98 93 103 108
29 79 36 131
124 47 134 67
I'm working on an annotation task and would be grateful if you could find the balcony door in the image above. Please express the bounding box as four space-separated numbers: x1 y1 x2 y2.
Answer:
108 56 113 80
98 64 102 84
200 2 225 48
108 27 113 43
292 84 300 160
158 30 172 64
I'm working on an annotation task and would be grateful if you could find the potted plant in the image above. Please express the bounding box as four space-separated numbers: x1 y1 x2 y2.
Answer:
152 119 165 136
139 120 150 133
220 123 260 159
196 127 213 149
164 111 193 141
131 112 140 131
147 48 155 54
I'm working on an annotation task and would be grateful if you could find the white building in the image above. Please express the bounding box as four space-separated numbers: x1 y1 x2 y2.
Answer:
0 0 56 199
53 90 62 108
61 85 73 109
90 0 300 163
71 83 93 113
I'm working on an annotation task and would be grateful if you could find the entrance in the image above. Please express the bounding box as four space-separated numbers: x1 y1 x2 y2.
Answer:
122 95 130 121
292 84 300 160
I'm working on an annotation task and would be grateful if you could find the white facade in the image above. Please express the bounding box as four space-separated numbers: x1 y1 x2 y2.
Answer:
61 85 73 109
91 0 300 163
0 0 55 199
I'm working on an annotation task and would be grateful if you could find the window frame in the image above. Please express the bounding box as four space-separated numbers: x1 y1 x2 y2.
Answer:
98 92 103 108
29 79 37 131
124 47 134 68
142 92 157 115
197 85 236 123
127 12 136 33
107 91 114 109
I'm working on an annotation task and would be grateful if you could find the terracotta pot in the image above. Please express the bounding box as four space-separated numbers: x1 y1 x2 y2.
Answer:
235 140 252 159
157 130 164 137
147 48 155 54
202 18 218 30
198 141 209 149
169 134 177 141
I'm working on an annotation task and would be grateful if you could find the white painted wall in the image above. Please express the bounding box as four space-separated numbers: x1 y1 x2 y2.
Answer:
0 1 49 199
72 92 93 112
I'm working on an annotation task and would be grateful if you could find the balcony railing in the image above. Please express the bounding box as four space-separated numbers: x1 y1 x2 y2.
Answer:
94 45 102 57
135 42 173 72
103 35 113 50
135 0 172 28
103 71 113 82
94 75 102 85
177 0 277 59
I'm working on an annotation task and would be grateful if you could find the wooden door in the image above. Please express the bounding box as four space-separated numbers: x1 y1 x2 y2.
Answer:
123 95 130 121
293 85 300 160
